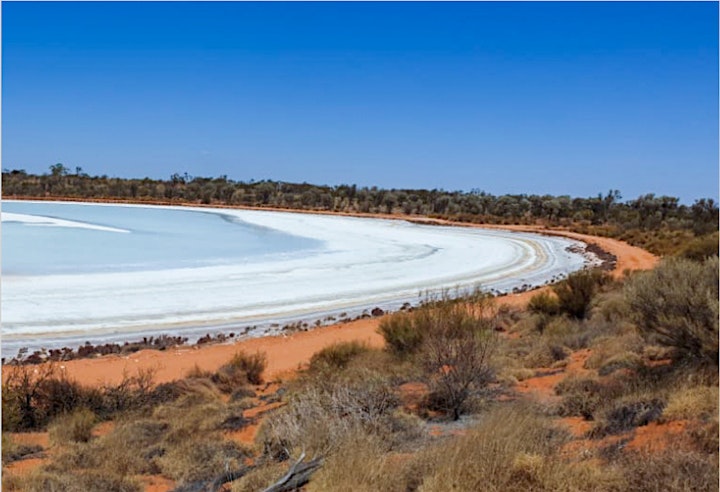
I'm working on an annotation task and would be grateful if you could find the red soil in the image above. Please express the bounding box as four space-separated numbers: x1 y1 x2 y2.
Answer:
626 420 693 452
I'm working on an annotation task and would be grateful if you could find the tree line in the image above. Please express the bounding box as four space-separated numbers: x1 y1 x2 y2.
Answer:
2 164 717 237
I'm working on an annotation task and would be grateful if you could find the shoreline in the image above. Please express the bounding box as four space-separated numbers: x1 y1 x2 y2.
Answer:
1 199 658 386
2 200 599 354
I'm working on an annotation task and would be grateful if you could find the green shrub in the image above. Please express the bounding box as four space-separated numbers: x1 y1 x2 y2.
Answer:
378 312 424 358
214 351 267 390
528 291 561 318
678 231 719 262
625 257 718 365
552 269 609 319
310 341 370 371
48 407 97 444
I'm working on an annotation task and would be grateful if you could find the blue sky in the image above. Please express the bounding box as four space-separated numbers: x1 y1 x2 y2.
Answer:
3 2 718 202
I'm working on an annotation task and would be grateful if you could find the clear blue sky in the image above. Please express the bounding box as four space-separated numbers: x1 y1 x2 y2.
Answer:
3 1 718 202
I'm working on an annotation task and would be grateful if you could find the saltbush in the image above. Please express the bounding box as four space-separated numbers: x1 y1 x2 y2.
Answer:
625 257 718 365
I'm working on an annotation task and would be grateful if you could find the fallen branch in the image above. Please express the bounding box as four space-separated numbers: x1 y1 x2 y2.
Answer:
262 452 324 492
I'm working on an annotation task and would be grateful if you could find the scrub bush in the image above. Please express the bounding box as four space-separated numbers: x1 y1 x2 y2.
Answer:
49 407 97 444
378 312 423 358
552 269 609 319
309 341 370 371
625 257 718 365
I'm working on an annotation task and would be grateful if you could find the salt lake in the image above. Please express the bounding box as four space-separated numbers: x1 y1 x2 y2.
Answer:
1 201 597 357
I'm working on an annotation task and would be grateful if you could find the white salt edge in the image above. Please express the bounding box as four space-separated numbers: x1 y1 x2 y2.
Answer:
1 203 600 357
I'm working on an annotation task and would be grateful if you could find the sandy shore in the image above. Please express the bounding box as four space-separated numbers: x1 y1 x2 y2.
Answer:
1 202 658 387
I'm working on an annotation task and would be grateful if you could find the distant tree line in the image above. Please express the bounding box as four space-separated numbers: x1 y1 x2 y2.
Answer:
2 164 718 246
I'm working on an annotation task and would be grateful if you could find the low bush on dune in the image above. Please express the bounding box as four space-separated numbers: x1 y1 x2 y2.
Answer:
48 407 97 445
678 231 719 262
258 370 413 459
378 311 424 358
528 291 561 319
1 364 164 432
309 341 371 371
554 375 605 419
551 269 610 320
420 303 498 420
378 295 499 420
35 376 254 490
661 385 719 422
625 256 718 365
217 350 268 387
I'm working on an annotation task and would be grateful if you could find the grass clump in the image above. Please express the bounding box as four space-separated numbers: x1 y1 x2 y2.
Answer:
157 438 247 484
554 375 605 419
378 311 424 358
212 351 267 391
18 469 142 492
1 433 43 465
309 341 370 371
414 403 623 492
590 397 666 438
619 450 719 492
661 385 718 422
48 407 97 445
528 291 561 319
258 369 408 458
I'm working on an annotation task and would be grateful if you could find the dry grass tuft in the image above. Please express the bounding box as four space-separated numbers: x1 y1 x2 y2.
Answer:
620 450 719 492
48 407 97 445
309 341 371 371
661 385 718 422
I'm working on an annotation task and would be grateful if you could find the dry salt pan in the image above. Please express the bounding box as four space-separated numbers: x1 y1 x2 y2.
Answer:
2 202 597 357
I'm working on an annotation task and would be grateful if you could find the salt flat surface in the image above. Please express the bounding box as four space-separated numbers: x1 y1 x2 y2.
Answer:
3 211 130 233
1 202 597 357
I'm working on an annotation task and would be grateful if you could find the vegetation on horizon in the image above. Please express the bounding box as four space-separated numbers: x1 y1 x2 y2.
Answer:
3 164 718 256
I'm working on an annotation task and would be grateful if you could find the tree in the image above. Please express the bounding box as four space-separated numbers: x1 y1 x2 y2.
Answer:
49 163 69 177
